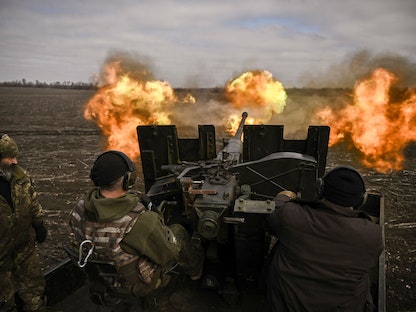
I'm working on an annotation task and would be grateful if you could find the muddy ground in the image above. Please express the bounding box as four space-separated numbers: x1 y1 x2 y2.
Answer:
0 87 415 311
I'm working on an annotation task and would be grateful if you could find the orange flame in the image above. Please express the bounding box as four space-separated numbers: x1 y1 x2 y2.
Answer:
315 68 416 172
85 61 287 159
84 62 191 160
225 70 287 134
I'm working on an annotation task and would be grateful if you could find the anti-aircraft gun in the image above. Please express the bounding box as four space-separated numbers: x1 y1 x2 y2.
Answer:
136 112 385 308
34 112 384 311
136 112 328 297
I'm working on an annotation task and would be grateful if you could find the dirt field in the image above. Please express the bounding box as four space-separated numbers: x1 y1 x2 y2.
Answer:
1 87 415 311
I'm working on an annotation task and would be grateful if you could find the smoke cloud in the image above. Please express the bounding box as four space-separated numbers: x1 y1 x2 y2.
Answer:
96 50 155 86
300 50 416 89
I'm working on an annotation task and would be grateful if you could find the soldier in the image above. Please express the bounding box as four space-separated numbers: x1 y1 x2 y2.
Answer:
0 134 48 312
264 166 384 312
69 150 204 308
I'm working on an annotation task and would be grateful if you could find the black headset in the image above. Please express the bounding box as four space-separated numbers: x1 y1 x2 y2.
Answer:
316 166 368 209
94 150 137 191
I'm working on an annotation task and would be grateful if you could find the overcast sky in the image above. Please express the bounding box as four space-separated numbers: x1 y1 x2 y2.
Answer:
0 0 415 88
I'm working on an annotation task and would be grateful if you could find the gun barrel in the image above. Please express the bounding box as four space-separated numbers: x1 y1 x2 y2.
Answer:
234 112 248 139
215 112 248 163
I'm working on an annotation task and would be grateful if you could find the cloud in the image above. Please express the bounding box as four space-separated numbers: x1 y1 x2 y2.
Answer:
0 0 415 87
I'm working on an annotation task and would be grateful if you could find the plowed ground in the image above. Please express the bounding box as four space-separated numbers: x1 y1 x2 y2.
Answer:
0 87 414 311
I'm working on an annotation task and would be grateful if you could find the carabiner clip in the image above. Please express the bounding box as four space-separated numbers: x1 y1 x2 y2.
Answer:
78 239 94 268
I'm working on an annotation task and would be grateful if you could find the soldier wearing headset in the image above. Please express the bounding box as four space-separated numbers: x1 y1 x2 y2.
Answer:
264 166 384 312
0 133 48 312
69 150 204 309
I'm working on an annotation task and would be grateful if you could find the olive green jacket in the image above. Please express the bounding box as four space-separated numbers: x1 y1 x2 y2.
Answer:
0 166 44 270
81 188 179 268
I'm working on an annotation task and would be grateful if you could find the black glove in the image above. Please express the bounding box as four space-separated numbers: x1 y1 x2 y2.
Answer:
33 221 48 243
141 194 155 211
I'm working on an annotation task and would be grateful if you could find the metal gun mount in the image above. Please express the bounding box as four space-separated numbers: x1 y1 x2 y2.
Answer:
137 112 330 203
35 112 384 311
136 112 331 293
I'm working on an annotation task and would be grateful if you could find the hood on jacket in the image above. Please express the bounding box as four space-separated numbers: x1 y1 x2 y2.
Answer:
83 188 140 222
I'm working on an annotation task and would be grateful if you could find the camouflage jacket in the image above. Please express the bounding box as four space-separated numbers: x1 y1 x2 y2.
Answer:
69 189 179 294
70 197 145 269
0 165 44 270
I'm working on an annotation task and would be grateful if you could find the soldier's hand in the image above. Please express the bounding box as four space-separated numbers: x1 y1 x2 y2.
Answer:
33 221 48 243
277 190 297 199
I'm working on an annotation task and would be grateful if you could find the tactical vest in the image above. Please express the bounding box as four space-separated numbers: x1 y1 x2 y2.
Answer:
70 199 157 285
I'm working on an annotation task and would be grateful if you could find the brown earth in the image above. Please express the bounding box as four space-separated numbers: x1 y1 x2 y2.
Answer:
0 87 415 311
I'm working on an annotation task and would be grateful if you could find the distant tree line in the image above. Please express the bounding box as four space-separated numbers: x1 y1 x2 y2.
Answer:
0 79 98 90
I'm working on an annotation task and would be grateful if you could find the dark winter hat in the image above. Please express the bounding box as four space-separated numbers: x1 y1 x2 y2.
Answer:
90 151 130 186
322 166 366 208
0 133 19 159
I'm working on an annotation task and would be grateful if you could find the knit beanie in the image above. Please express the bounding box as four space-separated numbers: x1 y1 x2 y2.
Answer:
322 167 366 208
90 151 129 186
0 134 19 159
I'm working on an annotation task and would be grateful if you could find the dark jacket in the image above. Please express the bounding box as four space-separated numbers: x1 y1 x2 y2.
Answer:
265 194 384 312
0 166 44 270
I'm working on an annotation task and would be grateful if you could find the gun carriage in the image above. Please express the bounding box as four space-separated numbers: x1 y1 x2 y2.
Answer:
136 112 384 310
30 112 384 311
